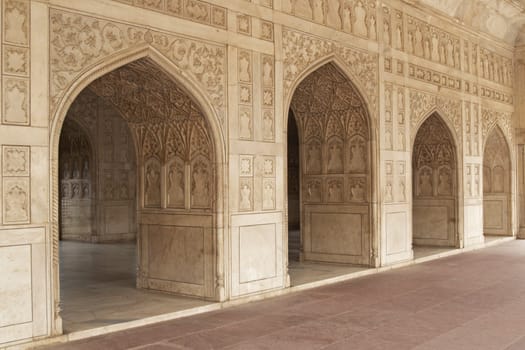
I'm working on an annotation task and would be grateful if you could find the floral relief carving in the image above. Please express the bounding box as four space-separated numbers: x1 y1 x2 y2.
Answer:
3 178 30 224
409 89 461 142
3 45 29 76
481 108 513 146
3 146 30 177
49 9 226 123
283 28 378 112
3 78 29 125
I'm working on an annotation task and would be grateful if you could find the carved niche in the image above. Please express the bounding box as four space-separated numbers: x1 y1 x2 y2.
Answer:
413 114 456 198
412 113 457 247
88 58 214 210
483 127 510 195
291 63 370 205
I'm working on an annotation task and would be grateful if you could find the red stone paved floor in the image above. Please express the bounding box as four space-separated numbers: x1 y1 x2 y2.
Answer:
43 240 525 350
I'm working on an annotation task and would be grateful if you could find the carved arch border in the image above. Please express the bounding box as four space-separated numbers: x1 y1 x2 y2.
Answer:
49 45 227 334
283 56 380 266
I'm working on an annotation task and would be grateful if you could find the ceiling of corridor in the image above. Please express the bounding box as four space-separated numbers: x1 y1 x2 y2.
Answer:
409 0 525 45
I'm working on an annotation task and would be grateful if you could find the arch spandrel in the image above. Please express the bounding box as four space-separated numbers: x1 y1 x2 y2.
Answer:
283 28 379 118
408 89 462 147
50 9 226 127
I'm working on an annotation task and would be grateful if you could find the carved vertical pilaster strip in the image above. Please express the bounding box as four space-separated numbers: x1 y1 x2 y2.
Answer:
2 0 30 126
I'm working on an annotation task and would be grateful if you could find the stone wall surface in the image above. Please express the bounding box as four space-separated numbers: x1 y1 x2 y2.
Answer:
0 0 523 346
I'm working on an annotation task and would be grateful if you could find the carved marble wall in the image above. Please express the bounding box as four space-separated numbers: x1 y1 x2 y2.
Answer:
412 114 457 247
291 63 371 266
0 0 522 346
483 127 512 236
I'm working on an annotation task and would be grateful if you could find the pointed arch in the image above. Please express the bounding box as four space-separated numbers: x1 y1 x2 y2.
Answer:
285 59 379 268
49 45 227 333
483 125 513 236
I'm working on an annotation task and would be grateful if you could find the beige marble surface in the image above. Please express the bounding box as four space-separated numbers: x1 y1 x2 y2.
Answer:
0 0 522 347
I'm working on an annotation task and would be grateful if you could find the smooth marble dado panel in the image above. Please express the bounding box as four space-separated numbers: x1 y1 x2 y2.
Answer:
0 227 47 345
464 204 483 239
413 205 448 240
148 225 205 285
413 200 456 247
386 212 408 255
310 212 362 256
303 205 369 265
231 212 284 297
239 223 276 283
484 198 506 230
0 245 32 328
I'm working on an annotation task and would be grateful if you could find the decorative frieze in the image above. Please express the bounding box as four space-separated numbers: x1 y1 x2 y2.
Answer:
407 64 461 91
480 47 513 87
282 0 377 40
406 15 460 70
113 0 227 29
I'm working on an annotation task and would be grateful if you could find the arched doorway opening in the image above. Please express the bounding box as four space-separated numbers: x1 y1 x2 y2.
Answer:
287 110 301 262
57 57 219 332
286 62 373 285
483 127 512 236
412 113 458 248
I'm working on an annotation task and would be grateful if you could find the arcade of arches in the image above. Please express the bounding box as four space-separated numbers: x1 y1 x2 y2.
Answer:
2 0 525 347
